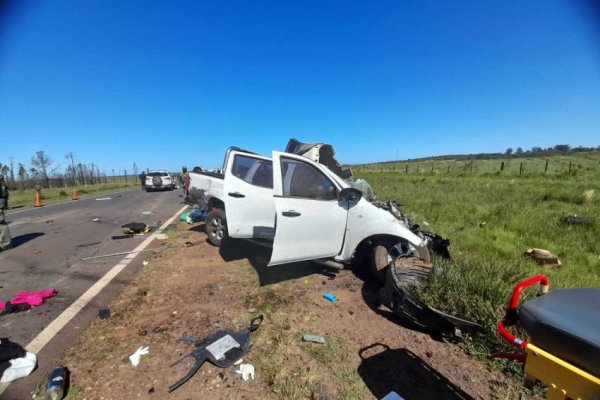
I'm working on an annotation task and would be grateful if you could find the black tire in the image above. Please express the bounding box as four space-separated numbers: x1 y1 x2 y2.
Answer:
206 209 227 246
152 176 162 187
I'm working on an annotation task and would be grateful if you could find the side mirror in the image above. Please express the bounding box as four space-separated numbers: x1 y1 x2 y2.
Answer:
339 187 362 202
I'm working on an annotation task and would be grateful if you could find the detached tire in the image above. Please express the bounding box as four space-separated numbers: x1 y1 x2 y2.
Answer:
206 209 227 246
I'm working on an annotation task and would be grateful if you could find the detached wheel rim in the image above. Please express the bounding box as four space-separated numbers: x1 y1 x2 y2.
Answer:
209 217 225 239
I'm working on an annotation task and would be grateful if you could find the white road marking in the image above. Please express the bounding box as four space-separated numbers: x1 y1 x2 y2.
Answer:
0 204 188 395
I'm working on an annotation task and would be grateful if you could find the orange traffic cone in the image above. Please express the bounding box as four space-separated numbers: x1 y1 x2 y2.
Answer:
35 192 42 207
72 189 78 200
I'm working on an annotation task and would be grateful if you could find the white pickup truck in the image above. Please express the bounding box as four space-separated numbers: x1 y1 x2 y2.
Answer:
188 144 447 272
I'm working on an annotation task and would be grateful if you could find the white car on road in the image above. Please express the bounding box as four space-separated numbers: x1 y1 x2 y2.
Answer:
145 170 175 191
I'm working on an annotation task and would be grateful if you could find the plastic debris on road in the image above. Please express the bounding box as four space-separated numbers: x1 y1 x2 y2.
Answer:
95 197 112 201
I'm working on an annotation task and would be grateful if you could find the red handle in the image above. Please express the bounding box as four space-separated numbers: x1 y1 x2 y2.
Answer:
508 275 549 310
497 275 549 348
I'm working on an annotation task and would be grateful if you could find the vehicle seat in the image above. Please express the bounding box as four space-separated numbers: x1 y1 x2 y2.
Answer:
519 288 600 377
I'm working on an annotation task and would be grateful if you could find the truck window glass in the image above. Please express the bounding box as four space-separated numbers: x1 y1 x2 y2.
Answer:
232 155 273 189
280 158 337 200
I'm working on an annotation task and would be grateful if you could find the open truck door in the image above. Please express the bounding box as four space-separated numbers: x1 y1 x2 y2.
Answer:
223 150 276 239
269 151 348 265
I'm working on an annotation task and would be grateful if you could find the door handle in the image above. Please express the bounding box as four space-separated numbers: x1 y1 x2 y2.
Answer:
282 210 301 217
228 192 245 198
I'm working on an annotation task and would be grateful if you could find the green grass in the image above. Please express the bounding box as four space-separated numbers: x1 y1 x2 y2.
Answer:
7 182 138 209
354 154 600 356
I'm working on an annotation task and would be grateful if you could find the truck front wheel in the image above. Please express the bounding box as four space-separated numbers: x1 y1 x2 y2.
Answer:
206 209 227 246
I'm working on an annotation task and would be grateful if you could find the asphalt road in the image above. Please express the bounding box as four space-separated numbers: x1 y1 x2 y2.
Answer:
0 188 186 399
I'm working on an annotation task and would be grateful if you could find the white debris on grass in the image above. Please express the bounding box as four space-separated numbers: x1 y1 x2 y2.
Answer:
235 364 255 381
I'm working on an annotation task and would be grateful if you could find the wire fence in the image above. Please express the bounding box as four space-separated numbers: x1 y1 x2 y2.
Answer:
354 157 600 178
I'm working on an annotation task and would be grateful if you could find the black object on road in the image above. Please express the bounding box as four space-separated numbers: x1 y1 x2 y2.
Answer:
168 315 263 392
111 234 134 240
98 308 111 319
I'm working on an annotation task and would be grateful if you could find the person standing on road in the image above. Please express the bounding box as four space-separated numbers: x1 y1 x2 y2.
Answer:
184 171 191 203
139 171 146 190
0 175 12 252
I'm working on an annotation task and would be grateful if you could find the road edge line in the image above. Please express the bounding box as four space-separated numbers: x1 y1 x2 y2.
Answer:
0 204 188 395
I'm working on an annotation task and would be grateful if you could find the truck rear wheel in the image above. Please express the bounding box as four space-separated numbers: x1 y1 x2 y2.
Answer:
206 209 227 246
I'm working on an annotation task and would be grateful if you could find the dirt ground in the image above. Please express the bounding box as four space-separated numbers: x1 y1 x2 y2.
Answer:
59 220 529 400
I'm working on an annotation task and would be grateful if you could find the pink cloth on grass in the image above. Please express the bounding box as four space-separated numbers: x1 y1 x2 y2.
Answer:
10 289 57 307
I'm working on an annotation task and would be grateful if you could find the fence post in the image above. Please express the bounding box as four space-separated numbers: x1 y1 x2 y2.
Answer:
569 161 572 175
500 161 504 172
544 160 548 175
405 164 408 173
416 162 419 174
519 162 523 176
431 163 434 173
447 165 450 173
470 162 474 174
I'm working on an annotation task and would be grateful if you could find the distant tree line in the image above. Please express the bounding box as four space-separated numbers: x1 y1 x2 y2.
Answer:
0 151 140 190
366 144 600 166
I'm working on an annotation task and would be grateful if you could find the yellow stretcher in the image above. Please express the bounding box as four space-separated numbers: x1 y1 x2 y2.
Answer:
495 275 600 400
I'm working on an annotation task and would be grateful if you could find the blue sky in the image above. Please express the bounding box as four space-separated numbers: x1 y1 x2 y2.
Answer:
1 0 599 173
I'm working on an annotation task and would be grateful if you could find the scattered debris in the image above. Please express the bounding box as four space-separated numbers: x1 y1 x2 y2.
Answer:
111 234 133 240
209 283 220 294
563 215 594 225
184 241 201 247
143 260 150 266
479 221 487 228
150 326 167 334
234 363 255 381
45 219 54 224
379 257 483 338
98 308 111 319
168 315 263 392
583 189 594 201
148 387 155 395
129 346 150 367
46 365 67 400
142 211 154 215
95 197 112 201
0 338 37 383
247 307 257 313
302 334 326 344
92 218 101 222
76 241 101 248
323 293 337 302
524 248 561 266
154 233 168 240
121 222 150 234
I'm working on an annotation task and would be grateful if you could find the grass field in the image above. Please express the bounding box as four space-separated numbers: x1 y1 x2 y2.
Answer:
7 182 139 209
354 151 600 358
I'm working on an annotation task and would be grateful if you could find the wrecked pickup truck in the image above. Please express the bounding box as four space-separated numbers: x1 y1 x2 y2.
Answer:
190 140 481 337
190 141 439 269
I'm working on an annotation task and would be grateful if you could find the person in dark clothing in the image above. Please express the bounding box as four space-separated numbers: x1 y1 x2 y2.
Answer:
0 176 12 251
139 171 147 190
